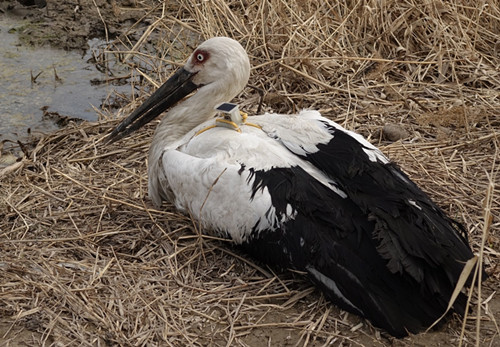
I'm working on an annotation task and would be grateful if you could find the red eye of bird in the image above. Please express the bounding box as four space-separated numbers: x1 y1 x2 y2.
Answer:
194 50 209 64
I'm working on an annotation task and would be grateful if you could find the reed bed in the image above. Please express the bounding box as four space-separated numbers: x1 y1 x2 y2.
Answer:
1 0 499 345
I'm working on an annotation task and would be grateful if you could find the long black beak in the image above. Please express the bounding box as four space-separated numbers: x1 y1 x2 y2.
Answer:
105 67 199 144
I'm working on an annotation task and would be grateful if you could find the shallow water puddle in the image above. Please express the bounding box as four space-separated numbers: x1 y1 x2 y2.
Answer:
0 15 125 144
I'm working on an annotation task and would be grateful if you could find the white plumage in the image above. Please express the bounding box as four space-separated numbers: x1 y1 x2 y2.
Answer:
155 109 348 243
106 37 479 337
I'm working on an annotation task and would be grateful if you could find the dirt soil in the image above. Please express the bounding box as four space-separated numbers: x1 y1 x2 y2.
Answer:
0 0 145 51
0 1 498 346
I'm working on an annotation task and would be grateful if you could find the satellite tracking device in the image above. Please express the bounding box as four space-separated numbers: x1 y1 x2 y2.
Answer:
215 103 243 124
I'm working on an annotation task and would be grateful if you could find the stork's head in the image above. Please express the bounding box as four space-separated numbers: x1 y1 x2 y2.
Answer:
106 37 250 143
186 37 250 94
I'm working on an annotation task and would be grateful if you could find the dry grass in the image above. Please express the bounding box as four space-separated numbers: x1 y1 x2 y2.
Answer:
1 0 499 345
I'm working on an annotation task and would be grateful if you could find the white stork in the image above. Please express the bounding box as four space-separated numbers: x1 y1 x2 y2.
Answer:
106 37 479 337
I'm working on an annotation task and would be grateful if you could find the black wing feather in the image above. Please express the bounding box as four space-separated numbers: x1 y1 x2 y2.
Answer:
299 124 476 303
240 165 466 336
302 124 474 282
239 121 479 336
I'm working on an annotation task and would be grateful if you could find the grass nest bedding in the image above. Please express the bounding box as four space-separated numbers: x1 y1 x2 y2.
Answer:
1 0 499 346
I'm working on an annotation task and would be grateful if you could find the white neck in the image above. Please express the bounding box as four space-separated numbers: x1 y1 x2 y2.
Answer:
148 80 240 170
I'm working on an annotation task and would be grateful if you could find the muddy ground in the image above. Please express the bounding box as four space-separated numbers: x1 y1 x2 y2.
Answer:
0 1 498 346
0 0 143 51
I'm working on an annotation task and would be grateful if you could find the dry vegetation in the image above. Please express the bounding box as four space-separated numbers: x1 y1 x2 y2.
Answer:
1 0 499 346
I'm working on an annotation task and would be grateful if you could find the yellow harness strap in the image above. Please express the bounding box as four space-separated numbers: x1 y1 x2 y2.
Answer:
216 118 242 132
194 125 217 136
195 111 261 137
244 122 262 130
240 111 262 130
